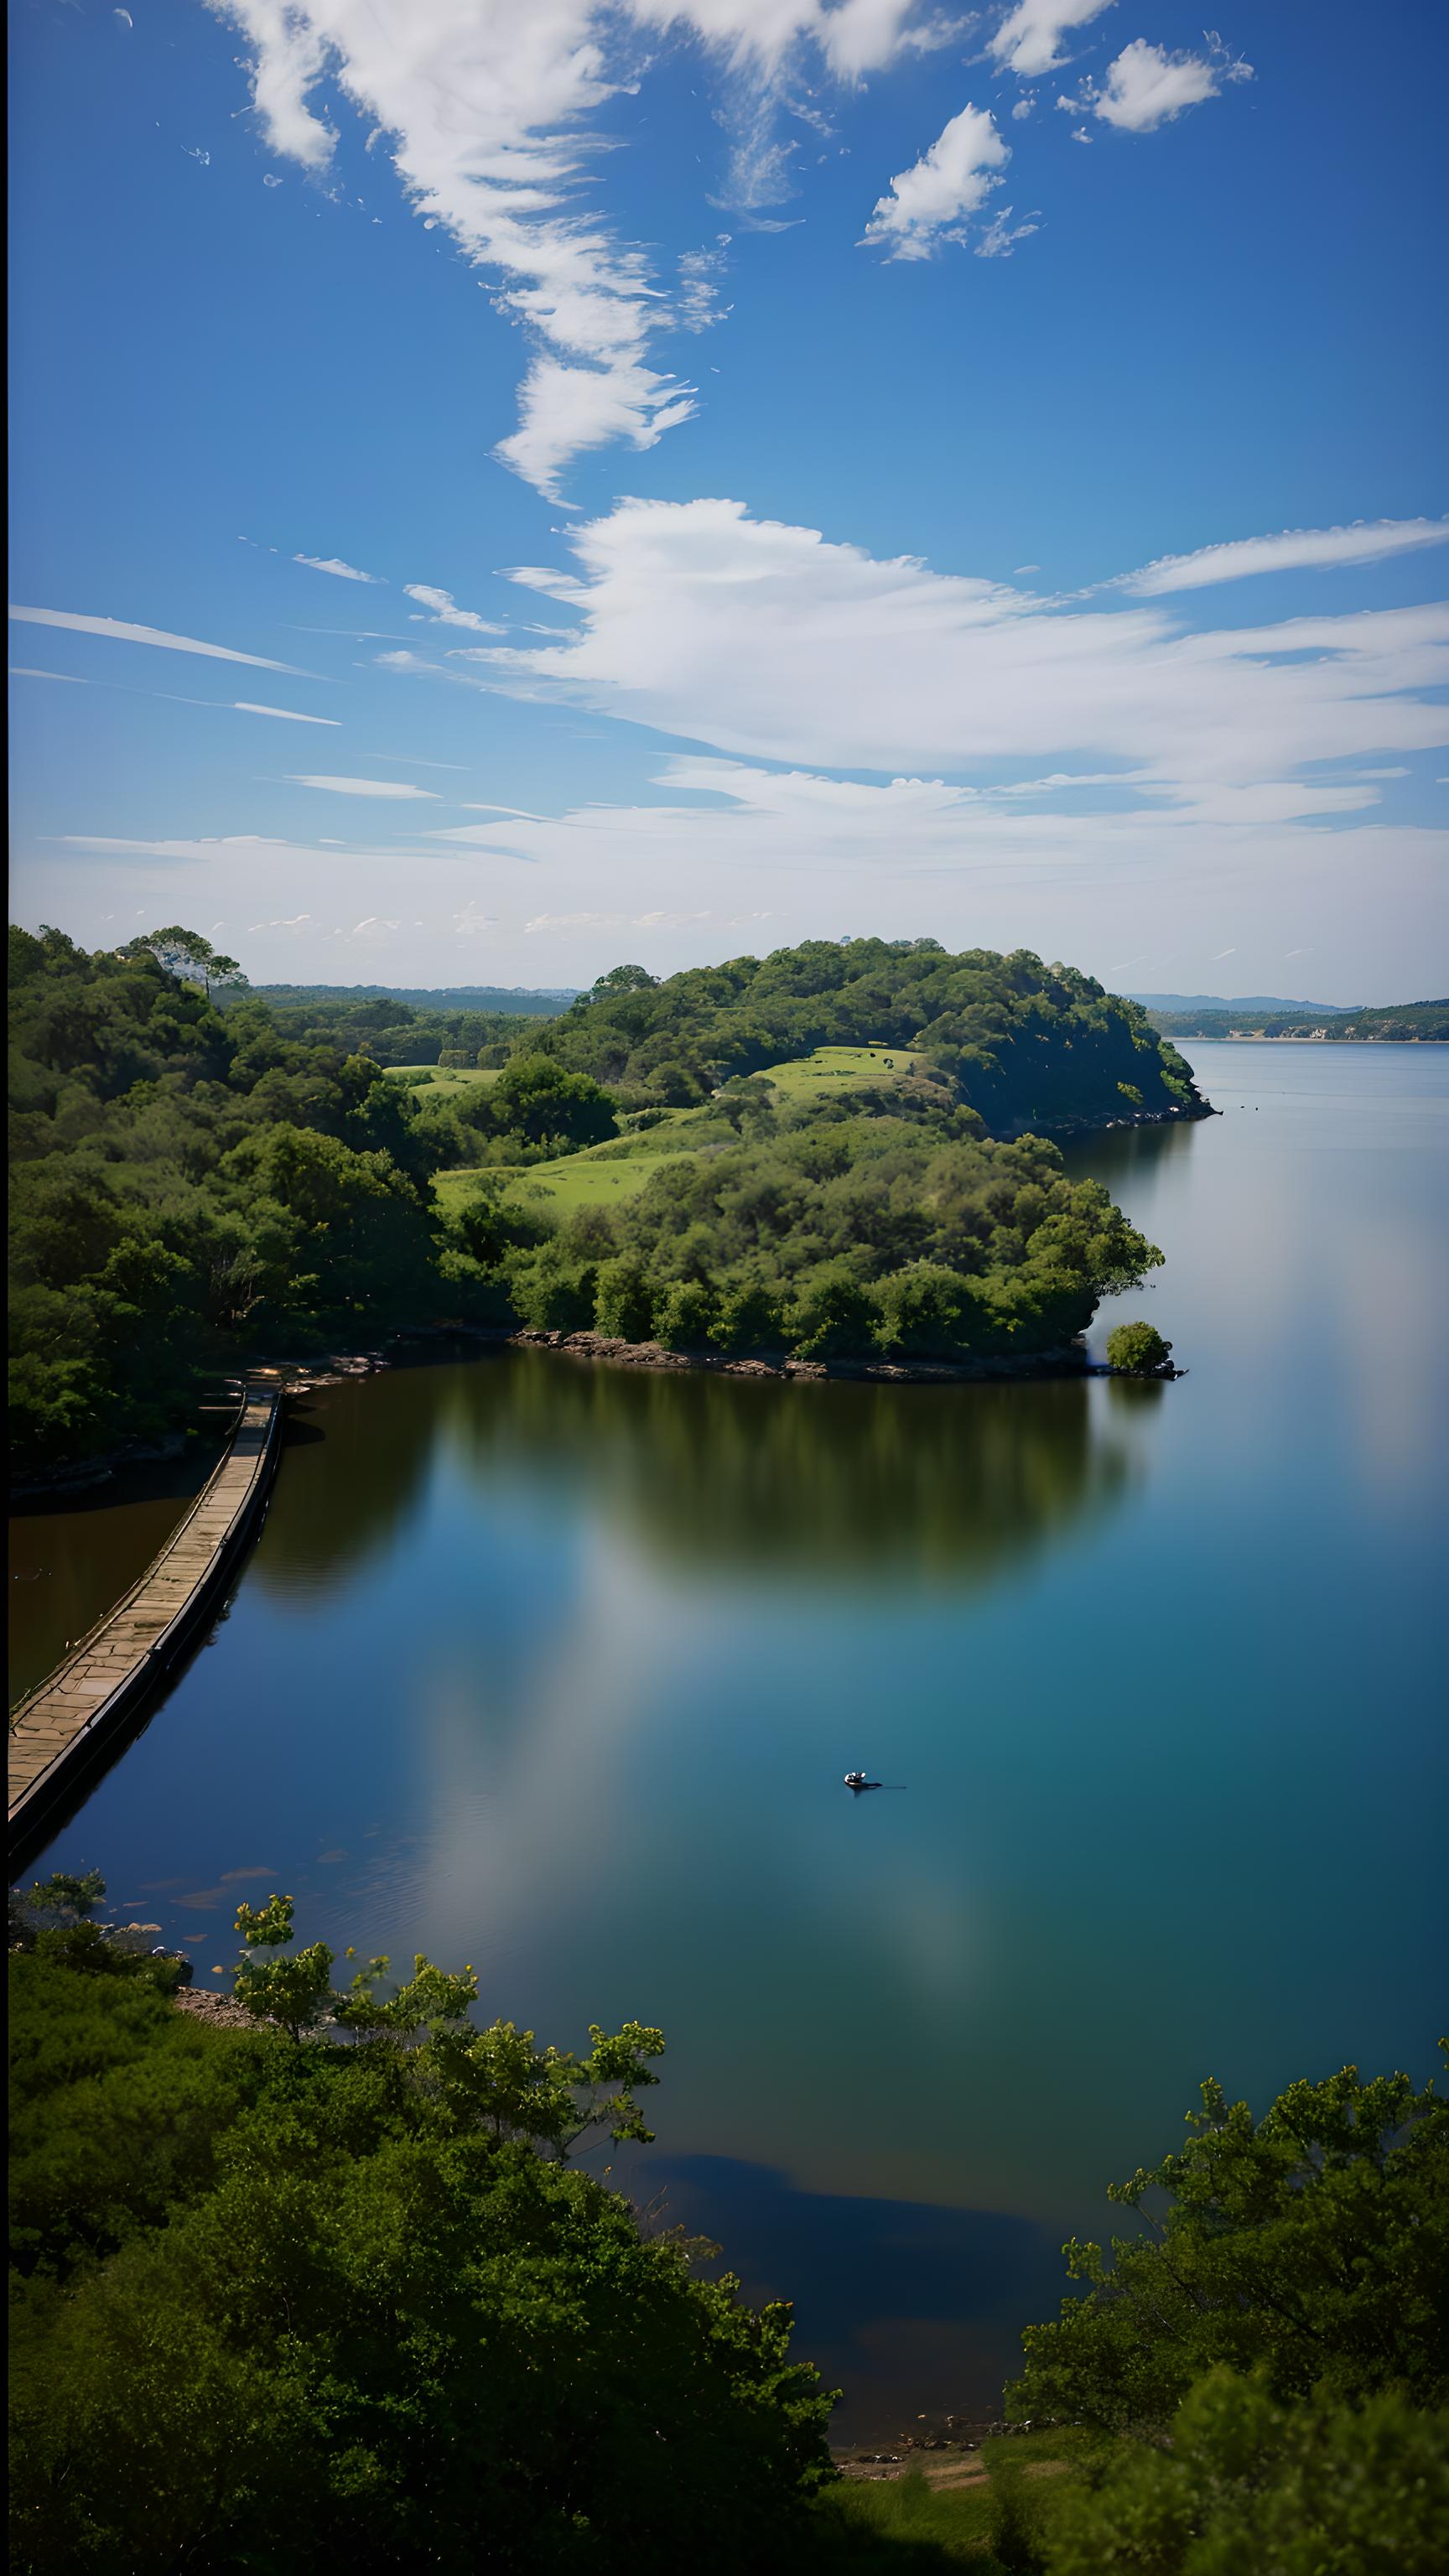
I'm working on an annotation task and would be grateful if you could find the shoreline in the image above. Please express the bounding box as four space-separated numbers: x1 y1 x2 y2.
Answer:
509 1327 1104 1385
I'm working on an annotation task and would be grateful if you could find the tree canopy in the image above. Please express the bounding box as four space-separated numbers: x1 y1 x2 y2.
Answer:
532 937 1203 1128
474 1092 1164 1364
1010 2057 1449 2437
8 1883 834 2576
9 924 1191 1472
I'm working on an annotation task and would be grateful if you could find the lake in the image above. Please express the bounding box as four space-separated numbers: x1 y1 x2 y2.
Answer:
13 1041 1447 2439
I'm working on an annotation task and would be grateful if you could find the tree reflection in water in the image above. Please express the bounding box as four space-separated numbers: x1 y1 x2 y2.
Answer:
252 1349 1144 1600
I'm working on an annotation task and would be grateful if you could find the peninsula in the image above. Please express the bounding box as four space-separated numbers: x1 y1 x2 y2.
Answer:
10 927 1202 1475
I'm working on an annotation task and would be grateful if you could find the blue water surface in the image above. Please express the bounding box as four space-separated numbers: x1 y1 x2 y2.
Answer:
29 1042 1448 2436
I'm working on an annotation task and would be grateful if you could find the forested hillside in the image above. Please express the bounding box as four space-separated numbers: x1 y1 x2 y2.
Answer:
534 940 1205 1128
8 927 459 1473
10 926 1185 1475
480 1092 1162 1365
241 989 559 1066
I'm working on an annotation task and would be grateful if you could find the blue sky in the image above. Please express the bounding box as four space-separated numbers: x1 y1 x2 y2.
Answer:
9 0 1447 998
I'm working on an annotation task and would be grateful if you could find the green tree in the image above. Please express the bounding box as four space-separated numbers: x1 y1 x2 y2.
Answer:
122 925 246 999
594 1254 654 1341
1105 1320 1173 1376
787 1261 880 1360
1010 2057 1449 2436
490 1053 619 1150
653 1276 716 1348
9 1924 834 2575
1044 2369 1449 2576
231 1892 339 2042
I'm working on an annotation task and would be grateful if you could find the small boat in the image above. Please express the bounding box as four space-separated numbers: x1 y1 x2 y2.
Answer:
844 1772 881 1793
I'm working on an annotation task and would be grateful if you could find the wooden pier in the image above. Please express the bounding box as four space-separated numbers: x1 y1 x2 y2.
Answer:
8 1382 285 1871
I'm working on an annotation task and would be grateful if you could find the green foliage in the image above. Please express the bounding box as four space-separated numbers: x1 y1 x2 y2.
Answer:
242 988 564 1064
8 1871 183 1988
1105 1322 1173 1376
1010 2057 1449 2436
589 963 661 1000
9 922 1186 1462
9 1917 833 2574
532 937 1204 1129
1043 2370 1449 2575
231 1891 339 2042
122 924 246 999
513 1104 1162 1363
1148 997 1448 1042
8 925 465 1469
489 1052 619 1150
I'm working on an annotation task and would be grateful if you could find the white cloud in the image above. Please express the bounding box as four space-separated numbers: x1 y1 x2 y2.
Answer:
232 700 341 722
210 0 694 498
8 605 304 673
454 901 499 936
989 0 1116 79
863 101 1009 260
501 566 589 602
9 665 89 683
423 495 1449 808
975 204 1040 258
677 237 732 331
208 3 942 496
248 912 320 930
53 834 439 862
293 553 381 581
403 584 506 635
1120 517 1449 597
524 911 627 934
1062 36 1251 135
288 775 439 798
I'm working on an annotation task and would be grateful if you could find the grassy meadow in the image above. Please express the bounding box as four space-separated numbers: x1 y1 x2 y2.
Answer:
430 1046 928 1223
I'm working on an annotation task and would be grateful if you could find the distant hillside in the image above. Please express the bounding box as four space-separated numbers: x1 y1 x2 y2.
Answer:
1146 999 1448 1041
534 937 1208 1134
247 984 578 1014
1126 992 1357 1015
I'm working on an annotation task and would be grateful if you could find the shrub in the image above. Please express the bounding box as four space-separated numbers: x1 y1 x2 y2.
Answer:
1105 1321 1172 1376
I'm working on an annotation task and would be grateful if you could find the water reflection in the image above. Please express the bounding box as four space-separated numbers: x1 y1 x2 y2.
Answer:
249 1356 1139 1602
1057 1109 1201 1201
628 2153 1064 2438
9 1453 211 1706
251 1387 440 1597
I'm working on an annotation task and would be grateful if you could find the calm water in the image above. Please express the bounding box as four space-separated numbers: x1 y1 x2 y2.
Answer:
17 1044 1448 2437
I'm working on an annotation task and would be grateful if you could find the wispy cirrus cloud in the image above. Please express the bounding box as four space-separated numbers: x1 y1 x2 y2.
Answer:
403 584 506 636
208 2 947 497
288 773 439 798
293 553 381 581
233 700 341 722
396 494 1449 809
1118 517 1449 597
8 605 305 673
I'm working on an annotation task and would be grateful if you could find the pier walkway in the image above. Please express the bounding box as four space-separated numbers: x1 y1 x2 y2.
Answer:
8 1383 284 1868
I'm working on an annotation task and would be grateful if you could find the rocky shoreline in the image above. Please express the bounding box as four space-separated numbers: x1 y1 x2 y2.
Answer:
510 1327 1099 1385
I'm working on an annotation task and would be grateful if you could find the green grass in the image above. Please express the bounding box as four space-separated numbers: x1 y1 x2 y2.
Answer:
812 2434 1086 2569
762 1044 927 1102
429 1047 927 1222
386 1062 502 1094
